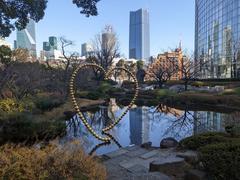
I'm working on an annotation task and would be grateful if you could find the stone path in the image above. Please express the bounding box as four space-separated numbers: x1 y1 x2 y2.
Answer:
100 145 199 180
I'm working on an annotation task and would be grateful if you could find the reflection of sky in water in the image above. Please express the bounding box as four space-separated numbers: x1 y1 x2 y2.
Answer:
60 102 229 155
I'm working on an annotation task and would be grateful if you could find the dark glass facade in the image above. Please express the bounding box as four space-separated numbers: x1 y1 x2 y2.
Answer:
195 0 240 78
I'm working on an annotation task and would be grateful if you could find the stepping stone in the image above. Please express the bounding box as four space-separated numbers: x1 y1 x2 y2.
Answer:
119 157 142 169
104 148 129 158
176 151 198 164
129 172 172 180
140 150 159 159
126 147 148 157
149 156 189 177
127 164 148 174
185 169 207 180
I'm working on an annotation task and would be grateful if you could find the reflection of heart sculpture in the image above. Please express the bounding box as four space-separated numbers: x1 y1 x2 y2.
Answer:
69 63 139 142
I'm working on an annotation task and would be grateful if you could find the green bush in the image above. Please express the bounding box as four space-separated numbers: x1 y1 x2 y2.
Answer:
154 89 176 99
35 94 64 111
98 82 112 94
75 90 89 98
179 132 230 150
86 91 102 100
199 142 240 180
191 81 206 87
0 113 66 145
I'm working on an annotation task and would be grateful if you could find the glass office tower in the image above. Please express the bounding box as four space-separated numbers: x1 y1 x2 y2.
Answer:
129 8 150 61
16 19 37 58
49 36 58 50
195 0 240 78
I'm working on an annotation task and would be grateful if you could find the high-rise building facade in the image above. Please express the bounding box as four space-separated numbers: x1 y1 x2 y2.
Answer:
195 0 240 78
49 36 58 50
81 43 94 57
16 19 37 58
129 8 150 61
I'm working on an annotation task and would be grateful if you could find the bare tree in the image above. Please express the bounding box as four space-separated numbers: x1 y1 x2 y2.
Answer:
181 54 209 91
146 57 178 88
92 26 120 71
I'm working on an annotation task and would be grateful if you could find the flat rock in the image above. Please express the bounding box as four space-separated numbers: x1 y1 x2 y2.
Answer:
185 169 207 180
104 148 129 158
126 147 148 157
119 157 142 169
149 156 189 177
127 164 148 174
129 172 172 180
176 151 198 164
140 150 159 159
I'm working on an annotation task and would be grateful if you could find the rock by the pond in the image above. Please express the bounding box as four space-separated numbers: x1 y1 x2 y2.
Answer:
185 169 207 180
141 142 152 149
160 137 178 148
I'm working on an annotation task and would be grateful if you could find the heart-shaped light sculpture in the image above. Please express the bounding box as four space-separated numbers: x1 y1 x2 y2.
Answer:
69 63 139 142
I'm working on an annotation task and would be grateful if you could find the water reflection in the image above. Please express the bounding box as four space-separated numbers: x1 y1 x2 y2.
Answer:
61 99 239 155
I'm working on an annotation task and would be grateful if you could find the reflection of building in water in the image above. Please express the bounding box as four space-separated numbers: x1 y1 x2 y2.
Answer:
129 107 150 145
108 98 119 113
107 98 119 122
194 112 225 135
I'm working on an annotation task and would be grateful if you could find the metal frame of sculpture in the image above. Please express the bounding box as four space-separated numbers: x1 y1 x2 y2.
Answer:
69 63 139 142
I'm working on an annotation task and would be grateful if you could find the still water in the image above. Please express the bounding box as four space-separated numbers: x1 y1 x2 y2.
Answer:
60 99 239 155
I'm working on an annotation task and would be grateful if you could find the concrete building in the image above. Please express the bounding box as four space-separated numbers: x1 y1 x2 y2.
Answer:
81 43 94 57
153 46 185 80
129 8 150 61
16 19 37 58
195 0 240 78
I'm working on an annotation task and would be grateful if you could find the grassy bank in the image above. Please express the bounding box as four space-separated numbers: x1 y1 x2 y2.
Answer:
0 92 106 145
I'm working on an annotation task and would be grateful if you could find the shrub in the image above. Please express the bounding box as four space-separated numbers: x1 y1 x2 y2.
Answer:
154 89 176 99
179 132 230 150
0 142 106 179
86 91 102 100
0 113 66 145
98 82 112 94
199 142 240 180
0 98 24 113
76 90 89 98
35 93 65 111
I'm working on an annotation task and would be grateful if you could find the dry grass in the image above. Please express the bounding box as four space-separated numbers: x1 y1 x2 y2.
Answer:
0 141 106 180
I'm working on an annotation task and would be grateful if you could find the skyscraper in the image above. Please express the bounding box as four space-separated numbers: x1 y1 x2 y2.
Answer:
16 19 37 58
49 36 58 50
195 0 240 78
129 8 150 61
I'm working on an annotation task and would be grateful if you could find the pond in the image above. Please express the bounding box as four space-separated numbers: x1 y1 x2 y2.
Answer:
60 98 239 155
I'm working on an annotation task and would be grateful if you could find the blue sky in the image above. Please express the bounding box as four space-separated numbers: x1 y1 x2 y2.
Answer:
6 0 195 57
